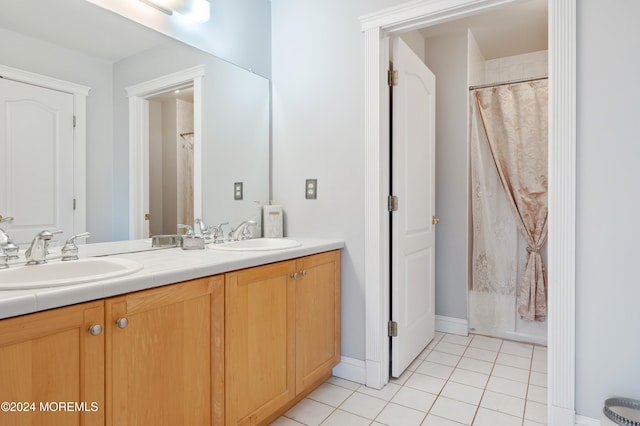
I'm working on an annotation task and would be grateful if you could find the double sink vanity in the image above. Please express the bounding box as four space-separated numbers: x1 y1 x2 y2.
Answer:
0 237 343 425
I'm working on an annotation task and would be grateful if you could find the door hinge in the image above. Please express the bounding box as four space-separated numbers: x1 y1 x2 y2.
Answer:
73 115 76 128
388 70 398 87
388 321 398 337
73 198 76 210
388 195 398 212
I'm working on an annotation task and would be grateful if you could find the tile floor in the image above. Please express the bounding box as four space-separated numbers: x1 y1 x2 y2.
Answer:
272 332 547 426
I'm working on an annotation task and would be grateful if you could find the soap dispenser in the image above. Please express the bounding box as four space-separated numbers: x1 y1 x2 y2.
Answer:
178 224 205 250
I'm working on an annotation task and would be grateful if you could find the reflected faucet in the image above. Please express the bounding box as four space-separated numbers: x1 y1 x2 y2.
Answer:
229 220 256 241
194 218 211 239
25 230 62 265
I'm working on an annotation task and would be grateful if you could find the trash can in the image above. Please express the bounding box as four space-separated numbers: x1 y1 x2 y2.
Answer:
602 398 640 426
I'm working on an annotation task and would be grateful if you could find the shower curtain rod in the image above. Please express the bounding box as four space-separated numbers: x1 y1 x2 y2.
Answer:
468 76 548 91
179 131 194 137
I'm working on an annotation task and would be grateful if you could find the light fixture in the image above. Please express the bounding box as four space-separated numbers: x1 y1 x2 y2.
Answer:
139 0 210 23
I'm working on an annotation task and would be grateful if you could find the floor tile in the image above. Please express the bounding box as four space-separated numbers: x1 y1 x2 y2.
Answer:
527 384 547 404
408 357 425 372
529 371 547 388
308 383 354 407
391 386 437 412
440 381 484 406
523 420 546 426
463 347 498 363
435 341 467 356
416 360 455 380
500 341 533 358
271 416 306 426
469 335 503 351
496 352 531 370
417 346 432 360
473 407 522 426
326 376 360 391
340 392 387 420
524 400 547 424
426 350 462 367
491 363 530 383
405 372 447 394
284 398 334 426
357 382 402 401
448 368 489 389
457 357 494 375
320 409 371 426
485 376 528 399
421 414 466 425
390 369 413 385
375 402 426 426
429 396 477 425
480 390 525 417
442 334 473 346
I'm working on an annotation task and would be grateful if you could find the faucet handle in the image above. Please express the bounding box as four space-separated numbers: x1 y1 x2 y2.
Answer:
177 224 194 236
61 232 91 261
211 222 229 244
0 216 14 224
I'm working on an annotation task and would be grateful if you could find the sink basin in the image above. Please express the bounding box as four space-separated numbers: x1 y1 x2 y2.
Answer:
0 258 143 290
210 238 301 251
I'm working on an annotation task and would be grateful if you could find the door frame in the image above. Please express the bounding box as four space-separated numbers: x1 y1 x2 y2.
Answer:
0 63 90 237
360 1 576 425
126 65 205 239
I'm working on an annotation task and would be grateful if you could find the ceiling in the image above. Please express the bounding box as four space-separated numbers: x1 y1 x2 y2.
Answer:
419 0 548 59
0 0 170 62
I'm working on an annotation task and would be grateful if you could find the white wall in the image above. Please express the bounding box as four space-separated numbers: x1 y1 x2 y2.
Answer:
576 1 640 418
424 31 470 321
271 0 411 360
0 27 113 243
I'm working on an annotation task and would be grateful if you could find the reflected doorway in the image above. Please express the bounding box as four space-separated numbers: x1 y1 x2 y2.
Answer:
147 87 194 236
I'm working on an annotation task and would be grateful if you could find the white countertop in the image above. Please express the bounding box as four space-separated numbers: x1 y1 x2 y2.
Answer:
0 237 343 320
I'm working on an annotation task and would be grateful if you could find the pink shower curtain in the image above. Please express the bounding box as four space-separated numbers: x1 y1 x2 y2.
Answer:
474 80 548 321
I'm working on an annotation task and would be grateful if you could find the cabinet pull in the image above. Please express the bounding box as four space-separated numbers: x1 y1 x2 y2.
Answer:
88 324 103 336
115 317 129 329
300 270 307 277
290 272 299 280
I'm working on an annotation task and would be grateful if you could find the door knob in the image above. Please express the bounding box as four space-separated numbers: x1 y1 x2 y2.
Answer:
432 216 440 225
115 318 129 329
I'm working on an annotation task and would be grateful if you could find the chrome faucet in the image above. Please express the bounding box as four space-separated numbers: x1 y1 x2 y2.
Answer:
0 216 19 260
25 230 62 265
194 218 211 239
229 220 256 241
211 222 228 244
61 232 91 261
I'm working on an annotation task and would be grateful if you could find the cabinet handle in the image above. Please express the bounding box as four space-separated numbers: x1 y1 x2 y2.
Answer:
290 272 299 280
115 317 129 329
300 270 307 277
88 324 103 336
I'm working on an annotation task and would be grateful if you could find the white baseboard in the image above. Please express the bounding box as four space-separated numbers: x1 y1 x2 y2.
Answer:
332 356 366 385
576 414 600 426
435 315 468 336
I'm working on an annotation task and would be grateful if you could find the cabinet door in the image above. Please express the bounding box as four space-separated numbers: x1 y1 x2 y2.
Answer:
225 261 296 426
0 301 104 426
105 276 222 426
295 250 341 394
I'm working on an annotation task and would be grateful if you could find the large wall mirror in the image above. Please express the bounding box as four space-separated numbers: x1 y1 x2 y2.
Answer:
0 0 270 245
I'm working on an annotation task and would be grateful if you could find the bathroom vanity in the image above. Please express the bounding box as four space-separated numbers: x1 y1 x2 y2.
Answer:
0 239 342 426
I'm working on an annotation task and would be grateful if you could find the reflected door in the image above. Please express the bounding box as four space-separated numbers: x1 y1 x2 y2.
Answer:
0 78 75 245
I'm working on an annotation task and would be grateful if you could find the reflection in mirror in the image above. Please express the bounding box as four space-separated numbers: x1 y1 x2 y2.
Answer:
0 0 270 244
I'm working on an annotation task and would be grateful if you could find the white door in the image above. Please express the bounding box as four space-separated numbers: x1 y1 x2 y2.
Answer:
390 37 437 377
0 77 75 246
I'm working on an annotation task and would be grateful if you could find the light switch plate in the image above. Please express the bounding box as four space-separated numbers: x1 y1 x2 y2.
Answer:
305 179 317 199
234 182 243 200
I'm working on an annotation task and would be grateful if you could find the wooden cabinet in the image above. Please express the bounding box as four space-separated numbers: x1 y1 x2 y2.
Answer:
225 250 341 426
105 276 224 426
0 300 105 426
295 250 341 394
